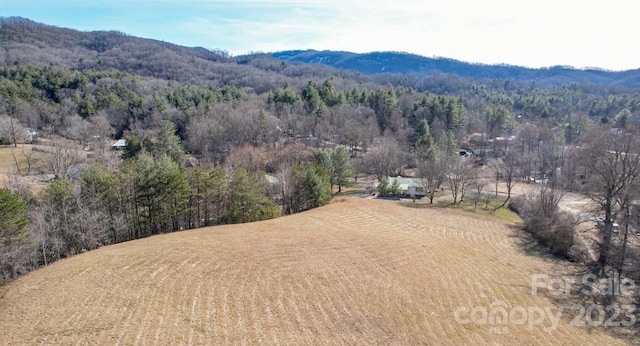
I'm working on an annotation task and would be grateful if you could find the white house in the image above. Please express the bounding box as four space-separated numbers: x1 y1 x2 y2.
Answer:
386 176 426 197
111 138 127 150
25 128 37 142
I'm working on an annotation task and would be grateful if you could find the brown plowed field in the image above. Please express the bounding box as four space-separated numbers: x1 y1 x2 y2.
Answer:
0 199 628 345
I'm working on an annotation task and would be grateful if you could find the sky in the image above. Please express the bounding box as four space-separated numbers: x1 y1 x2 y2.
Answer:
1 0 637 71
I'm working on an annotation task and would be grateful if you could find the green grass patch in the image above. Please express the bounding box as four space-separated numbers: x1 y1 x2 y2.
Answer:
332 183 368 196
402 196 522 225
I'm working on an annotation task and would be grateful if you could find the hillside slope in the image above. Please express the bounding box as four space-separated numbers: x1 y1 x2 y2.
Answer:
0 199 627 344
0 17 348 90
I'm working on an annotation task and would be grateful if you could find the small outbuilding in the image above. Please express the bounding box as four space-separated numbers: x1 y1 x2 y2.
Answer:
112 139 127 150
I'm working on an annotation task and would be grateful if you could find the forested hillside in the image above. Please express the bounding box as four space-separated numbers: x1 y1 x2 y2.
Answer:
272 50 640 88
2 15 640 314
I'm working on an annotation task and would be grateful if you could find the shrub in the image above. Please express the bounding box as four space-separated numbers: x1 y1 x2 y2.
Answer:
510 190 576 259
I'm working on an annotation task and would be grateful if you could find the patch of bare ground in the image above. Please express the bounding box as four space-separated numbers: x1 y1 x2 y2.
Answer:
0 199 630 345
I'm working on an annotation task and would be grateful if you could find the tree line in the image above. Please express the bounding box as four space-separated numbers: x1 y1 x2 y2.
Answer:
0 128 357 283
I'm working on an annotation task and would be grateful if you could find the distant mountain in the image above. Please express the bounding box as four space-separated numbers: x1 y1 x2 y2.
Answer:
0 17 232 79
0 17 364 92
272 50 640 88
3 17 639 90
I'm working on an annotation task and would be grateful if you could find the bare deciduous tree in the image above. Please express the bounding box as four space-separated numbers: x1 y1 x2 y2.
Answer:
43 140 84 178
360 136 405 181
0 115 26 147
89 114 114 153
225 144 266 174
580 129 640 277
64 115 92 149
490 148 521 209
417 155 446 204
446 156 474 205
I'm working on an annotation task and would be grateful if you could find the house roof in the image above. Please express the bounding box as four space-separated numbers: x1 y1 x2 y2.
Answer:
112 139 127 147
386 176 423 191
265 174 279 185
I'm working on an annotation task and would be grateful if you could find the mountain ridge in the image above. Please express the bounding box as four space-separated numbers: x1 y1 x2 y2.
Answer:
1 17 639 89
271 49 640 88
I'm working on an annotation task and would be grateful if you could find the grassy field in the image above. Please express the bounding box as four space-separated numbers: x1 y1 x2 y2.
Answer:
0 198 630 345
409 198 524 225
0 144 46 191
0 144 32 174
0 142 89 192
